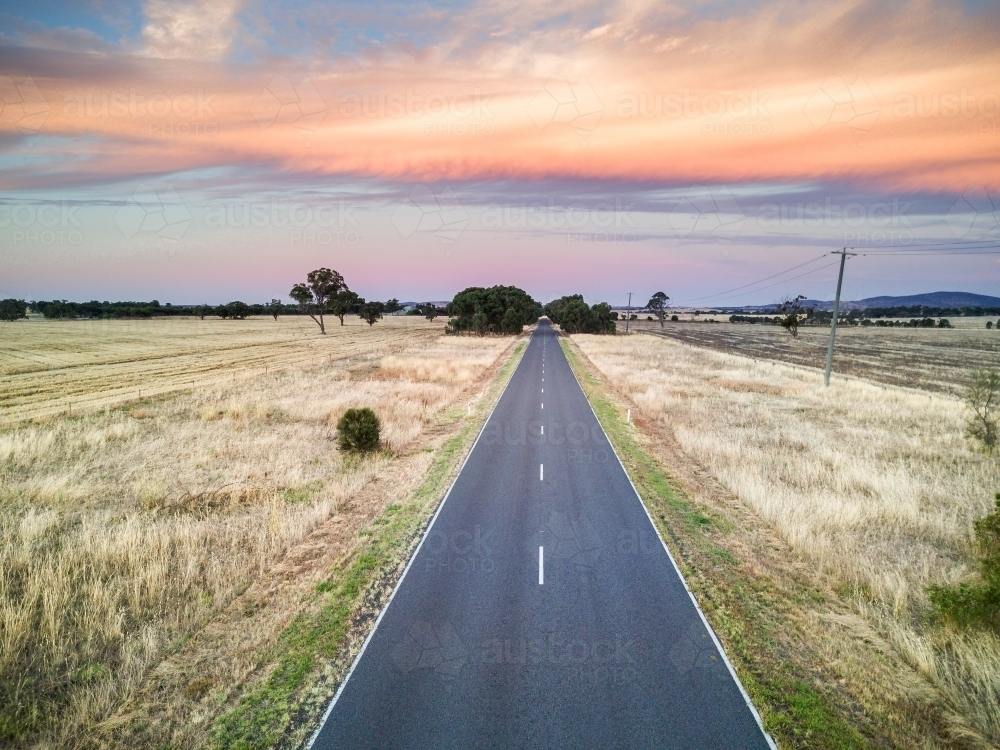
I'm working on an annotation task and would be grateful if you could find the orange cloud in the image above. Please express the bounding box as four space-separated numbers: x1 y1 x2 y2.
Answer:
1 0 997 193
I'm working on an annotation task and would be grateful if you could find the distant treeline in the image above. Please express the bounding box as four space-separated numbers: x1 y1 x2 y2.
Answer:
729 315 783 325
729 313 954 328
28 300 301 319
858 305 1000 318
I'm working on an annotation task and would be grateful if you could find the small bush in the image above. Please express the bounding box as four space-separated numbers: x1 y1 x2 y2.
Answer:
965 370 999 453
928 493 1000 630
336 408 381 453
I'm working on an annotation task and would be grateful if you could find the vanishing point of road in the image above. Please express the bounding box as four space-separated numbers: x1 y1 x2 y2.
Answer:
311 319 774 749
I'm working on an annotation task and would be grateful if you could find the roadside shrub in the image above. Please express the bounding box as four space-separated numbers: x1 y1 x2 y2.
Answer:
965 370 999 453
336 408 381 452
928 493 1000 630
671 315 678 321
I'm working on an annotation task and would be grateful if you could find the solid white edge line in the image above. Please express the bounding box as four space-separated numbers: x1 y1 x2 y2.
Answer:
306 337 530 749
559 338 778 750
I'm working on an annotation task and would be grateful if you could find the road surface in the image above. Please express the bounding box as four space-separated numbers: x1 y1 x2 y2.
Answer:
312 320 773 749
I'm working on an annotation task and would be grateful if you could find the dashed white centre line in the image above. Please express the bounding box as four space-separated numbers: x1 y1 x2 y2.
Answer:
539 546 544 585
541 425 544 435
540 463 544 481
541 402 544 409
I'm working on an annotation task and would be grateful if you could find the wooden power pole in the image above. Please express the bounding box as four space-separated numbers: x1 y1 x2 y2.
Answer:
824 249 856 387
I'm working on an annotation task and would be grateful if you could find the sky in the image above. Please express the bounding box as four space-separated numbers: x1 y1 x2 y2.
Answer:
0 0 998 306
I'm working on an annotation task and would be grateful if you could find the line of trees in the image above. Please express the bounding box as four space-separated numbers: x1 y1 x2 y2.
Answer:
22 299 302 320
446 286 542 334
861 305 1000 318
729 311 955 329
544 295 616 334
287 268 405 333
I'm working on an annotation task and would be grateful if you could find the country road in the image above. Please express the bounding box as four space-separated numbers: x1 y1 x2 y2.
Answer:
311 320 774 749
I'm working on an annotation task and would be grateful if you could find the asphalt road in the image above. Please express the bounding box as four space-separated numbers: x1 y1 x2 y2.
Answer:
312 320 773 749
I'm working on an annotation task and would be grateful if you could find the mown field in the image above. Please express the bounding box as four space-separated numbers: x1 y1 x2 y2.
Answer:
0 317 521 748
570 331 1000 748
629 318 1000 395
0 316 446 427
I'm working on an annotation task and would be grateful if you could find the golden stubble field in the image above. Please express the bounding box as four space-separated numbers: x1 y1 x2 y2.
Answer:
0 316 517 748
573 332 1000 746
0 316 442 427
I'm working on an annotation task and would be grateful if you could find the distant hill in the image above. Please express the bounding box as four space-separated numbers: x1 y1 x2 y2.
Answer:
780 292 1000 310
728 291 1000 313
855 292 1000 308
795 291 1000 311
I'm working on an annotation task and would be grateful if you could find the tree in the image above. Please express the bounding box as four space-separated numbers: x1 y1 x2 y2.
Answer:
329 289 360 326
422 304 442 321
646 291 670 328
290 268 347 334
447 286 542 335
0 299 27 322
965 370 999 453
227 301 250 319
778 295 808 337
384 298 402 314
544 295 616 334
267 299 283 321
359 301 385 326
194 305 208 320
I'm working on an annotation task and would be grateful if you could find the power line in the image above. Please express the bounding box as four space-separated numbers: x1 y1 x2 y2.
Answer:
848 238 1000 249
692 260 843 305
675 253 829 305
671 240 998 308
857 250 1000 256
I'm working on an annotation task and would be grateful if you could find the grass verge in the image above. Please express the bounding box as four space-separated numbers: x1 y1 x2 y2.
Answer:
560 337 871 750
208 341 526 750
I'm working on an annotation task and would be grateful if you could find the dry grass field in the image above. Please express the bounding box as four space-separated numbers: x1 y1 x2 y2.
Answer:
0 316 448 428
572 333 1000 746
0 317 518 748
629 319 1000 396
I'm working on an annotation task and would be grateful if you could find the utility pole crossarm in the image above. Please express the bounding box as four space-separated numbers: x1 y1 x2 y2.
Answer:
824 248 857 387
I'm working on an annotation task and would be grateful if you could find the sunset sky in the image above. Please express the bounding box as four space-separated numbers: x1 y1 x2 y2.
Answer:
1 0 998 306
